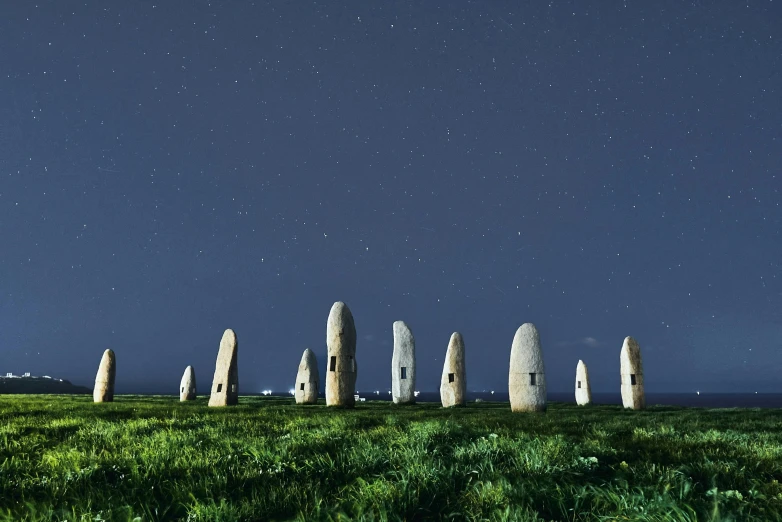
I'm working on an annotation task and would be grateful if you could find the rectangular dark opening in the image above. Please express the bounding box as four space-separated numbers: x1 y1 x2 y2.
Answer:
330 356 336 371
401 367 407 380
448 373 454 383
529 373 536 386
630 374 636 386
577 381 581 389
300 383 305 391
181 387 184 393
217 383 223 393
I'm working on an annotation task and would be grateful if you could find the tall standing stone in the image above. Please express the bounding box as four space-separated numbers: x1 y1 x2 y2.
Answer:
180 365 196 401
440 332 466 408
93 349 116 403
208 329 239 407
508 323 547 412
325 301 357 407
575 359 592 406
295 348 319 404
391 321 416 404
620 336 645 410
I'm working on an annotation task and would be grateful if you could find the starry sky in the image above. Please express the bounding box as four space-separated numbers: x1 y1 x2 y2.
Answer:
1 1 780 395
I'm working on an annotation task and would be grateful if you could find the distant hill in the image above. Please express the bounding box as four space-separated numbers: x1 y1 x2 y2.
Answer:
0 377 91 394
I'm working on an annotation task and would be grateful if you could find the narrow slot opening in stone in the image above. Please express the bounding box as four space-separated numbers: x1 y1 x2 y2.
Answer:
330 356 336 371
577 381 581 389
217 383 223 393
401 367 407 379
529 373 537 385
448 373 454 383
630 374 636 385
181 387 184 393
300 383 305 391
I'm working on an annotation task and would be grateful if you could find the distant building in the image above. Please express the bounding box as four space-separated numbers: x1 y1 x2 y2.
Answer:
5 373 13 378
23 372 31 377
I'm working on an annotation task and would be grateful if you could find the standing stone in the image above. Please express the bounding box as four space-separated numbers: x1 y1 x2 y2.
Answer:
93 349 116 403
325 301 357 407
180 365 196 401
440 332 466 408
391 321 416 404
620 336 645 410
294 348 319 404
508 323 547 412
575 359 592 406
208 329 239 407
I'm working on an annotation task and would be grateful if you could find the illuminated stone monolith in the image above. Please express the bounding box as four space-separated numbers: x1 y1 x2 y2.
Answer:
180 365 196 401
208 329 238 407
620 336 645 410
440 332 466 408
295 348 319 404
392 321 416 404
509 323 547 412
325 301 357 407
575 360 591 406
93 349 116 403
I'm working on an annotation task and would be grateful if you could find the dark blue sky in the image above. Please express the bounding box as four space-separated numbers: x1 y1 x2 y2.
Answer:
1 1 780 394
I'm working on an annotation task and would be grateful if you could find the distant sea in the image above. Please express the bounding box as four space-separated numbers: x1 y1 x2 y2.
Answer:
122 389 782 408
349 391 782 408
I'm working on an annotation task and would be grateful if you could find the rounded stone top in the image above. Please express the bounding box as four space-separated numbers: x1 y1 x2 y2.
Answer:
393 321 413 339
620 336 643 372
510 323 544 372
103 348 115 357
221 329 237 344
300 348 317 367
327 301 356 355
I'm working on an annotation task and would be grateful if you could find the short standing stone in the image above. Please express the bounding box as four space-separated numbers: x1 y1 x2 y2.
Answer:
575 359 592 406
295 348 319 404
208 329 239 407
325 301 357 407
620 336 645 410
180 365 196 401
508 323 547 412
93 349 116 403
440 332 466 408
392 321 416 405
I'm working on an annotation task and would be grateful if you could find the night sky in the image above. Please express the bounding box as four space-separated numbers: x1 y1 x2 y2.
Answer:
1 1 780 395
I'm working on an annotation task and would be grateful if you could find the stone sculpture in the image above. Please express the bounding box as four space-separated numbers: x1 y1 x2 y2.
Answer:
93 348 116 403
295 348 319 404
180 365 196 401
208 329 239 407
440 332 466 407
325 301 357 407
575 359 591 406
620 336 645 410
508 323 547 412
391 321 416 404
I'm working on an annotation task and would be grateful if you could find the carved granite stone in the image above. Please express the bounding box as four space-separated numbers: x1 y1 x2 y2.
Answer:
180 365 196 401
325 301 357 407
392 321 416 404
295 348 319 404
440 332 466 408
620 336 645 410
208 329 239 407
509 323 547 412
575 359 592 406
93 349 116 403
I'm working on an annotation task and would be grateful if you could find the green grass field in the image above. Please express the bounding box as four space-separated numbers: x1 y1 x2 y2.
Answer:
1 395 781 521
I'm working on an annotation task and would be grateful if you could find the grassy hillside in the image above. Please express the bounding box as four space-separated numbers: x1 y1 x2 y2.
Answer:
1 395 781 521
0 378 91 395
